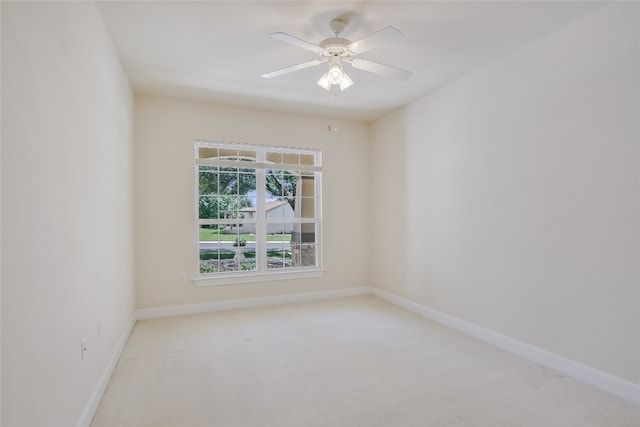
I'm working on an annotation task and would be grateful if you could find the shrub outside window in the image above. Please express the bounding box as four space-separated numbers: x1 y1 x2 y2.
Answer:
194 141 322 285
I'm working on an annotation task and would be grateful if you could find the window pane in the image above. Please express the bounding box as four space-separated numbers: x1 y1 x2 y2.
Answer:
265 169 297 213
265 199 293 219
291 223 316 267
298 174 314 196
238 150 256 159
198 168 218 195
266 226 291 269
282 153 299 165
199 226 226 274
198 147 218 159
199 196 218 219
233 239 256 272
300 154 314 166
199 226 256 273
265 169 283 198
297 174 315 218
239 172 256 195
296 243 316 267
218 148 238 158
218 170 238 194
299 198 315 218
265 152 282 164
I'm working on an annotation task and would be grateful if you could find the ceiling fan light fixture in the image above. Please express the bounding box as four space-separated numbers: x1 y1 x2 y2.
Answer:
327 63 344 84
317 64 353 91
317 72 331 91
339 72 353 91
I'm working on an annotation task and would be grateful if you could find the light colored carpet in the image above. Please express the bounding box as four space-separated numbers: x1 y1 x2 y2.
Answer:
92 295 639 426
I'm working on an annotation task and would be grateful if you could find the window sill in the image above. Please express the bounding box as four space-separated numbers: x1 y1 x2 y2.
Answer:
192 268 324 287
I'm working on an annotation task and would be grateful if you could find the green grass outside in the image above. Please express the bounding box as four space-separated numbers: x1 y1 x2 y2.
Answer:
199 227 291 242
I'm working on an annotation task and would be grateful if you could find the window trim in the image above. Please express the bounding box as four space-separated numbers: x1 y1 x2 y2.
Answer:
194 140 323 285
192 267 325 287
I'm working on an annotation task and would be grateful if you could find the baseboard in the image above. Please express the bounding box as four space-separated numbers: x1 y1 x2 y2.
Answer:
135 286 372 320
76 314 137 427
76 287 369 426
371 288 640 406
77 285 639 427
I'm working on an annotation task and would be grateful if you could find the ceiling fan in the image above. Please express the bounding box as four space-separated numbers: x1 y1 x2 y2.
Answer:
262 16 412 91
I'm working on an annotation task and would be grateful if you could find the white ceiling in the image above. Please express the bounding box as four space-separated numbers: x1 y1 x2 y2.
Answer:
96 1 605 122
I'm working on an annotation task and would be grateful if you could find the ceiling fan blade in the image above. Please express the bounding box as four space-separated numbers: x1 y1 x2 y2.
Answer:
270 32 324 54
261 59 325 78
347 26 403 55
350 59 412 81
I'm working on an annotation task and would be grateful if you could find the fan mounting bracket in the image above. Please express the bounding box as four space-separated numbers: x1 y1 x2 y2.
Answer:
329 17 348 36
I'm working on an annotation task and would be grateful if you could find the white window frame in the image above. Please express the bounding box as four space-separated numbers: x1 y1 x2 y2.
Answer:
193 140 323 286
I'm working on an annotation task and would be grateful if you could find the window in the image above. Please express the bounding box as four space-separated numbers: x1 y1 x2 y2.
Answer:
194 141 322 285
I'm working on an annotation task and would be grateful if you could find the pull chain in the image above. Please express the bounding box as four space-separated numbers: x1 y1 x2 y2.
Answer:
327 92 338 132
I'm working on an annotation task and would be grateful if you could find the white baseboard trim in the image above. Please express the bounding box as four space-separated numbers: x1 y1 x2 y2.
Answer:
76 314 137 427
371 288 640 406
77 285 638 427
75 287 369 426
135 286 372 320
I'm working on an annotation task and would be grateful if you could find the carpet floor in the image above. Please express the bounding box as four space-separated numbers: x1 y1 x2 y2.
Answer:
92 295 639 426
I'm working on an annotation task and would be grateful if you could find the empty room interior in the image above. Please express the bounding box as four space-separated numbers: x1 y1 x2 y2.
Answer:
2 1 639 426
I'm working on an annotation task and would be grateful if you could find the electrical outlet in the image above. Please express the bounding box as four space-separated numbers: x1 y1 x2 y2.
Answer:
179 273 187 283
81 338 88 361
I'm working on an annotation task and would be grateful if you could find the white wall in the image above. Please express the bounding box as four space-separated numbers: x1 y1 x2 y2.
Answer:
371 2 639 385
1 2 135 425
134 95 370 309
370 108 408 296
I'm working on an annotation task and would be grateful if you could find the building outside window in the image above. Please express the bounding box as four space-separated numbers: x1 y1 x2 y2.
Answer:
194 140 322 285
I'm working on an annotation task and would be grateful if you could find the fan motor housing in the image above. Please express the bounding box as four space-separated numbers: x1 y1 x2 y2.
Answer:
319 37 353 57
